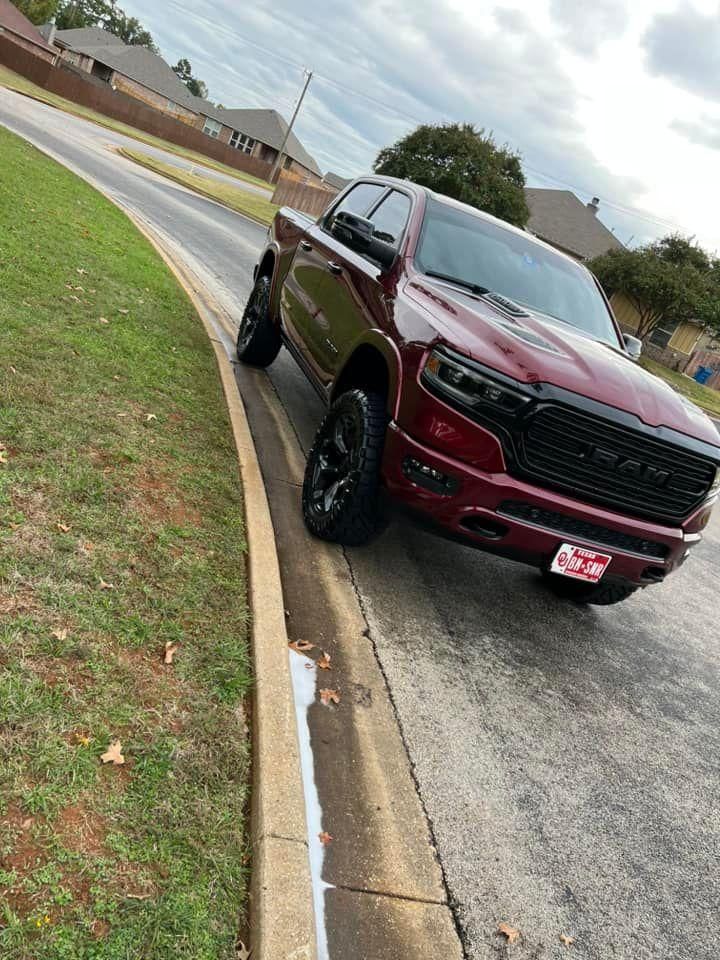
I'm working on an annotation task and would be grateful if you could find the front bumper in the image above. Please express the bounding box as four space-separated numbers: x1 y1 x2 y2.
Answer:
382 422 706 586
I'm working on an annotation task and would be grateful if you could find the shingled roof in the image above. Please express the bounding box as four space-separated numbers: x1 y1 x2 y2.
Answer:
207 107 321 177
525 188 623 260
53 26 125 49
0 0 56 55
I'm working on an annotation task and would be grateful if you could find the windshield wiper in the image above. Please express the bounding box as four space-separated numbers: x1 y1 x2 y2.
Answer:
423 270 489 296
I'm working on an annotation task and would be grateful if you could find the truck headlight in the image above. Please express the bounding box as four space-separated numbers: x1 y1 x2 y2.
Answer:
422 349 531 415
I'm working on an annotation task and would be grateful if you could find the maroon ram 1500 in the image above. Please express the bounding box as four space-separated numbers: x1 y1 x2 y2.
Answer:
236 175 720 605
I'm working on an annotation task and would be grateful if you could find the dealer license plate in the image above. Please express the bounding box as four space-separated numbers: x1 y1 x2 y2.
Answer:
550 544 612 583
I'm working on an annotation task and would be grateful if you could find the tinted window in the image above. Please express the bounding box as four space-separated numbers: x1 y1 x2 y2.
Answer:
417 198 621 345
326 183 385 230
369 191 411 248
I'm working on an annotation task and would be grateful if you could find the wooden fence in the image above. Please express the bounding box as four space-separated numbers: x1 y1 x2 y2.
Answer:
684 349 720 390
271 173 338 218
0 37 273 181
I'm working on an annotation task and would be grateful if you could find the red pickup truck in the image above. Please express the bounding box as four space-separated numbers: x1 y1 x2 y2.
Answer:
237 176 719 605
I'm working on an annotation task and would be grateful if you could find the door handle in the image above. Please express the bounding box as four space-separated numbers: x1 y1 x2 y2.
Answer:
299 240 312 251
327 261 342 275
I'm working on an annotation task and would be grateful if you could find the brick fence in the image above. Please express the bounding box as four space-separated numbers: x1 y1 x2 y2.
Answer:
0 37 273 181
271 173 338 218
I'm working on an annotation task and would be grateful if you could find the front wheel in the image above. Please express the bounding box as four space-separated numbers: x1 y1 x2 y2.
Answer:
541 571 638 605
302 389 387 546
236 274 281 367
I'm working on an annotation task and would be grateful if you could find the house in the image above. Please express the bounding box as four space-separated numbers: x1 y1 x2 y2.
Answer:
525 188 623 261
0 0 57 63
322 171 351 191
610 291 715 368
51 27 200 126
197 106 322 184
48 27 321 181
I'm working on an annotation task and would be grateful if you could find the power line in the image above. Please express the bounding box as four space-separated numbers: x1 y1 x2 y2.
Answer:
163 0 697 237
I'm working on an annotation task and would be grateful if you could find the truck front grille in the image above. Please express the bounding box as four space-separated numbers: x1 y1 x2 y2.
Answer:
516 405 716 524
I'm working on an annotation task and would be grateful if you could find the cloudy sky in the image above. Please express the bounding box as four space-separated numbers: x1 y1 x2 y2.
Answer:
121 0 720 252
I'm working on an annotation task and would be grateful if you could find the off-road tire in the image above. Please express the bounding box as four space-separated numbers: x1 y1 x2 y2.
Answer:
541 571 638 605
236 275 281 367
302 389 387 546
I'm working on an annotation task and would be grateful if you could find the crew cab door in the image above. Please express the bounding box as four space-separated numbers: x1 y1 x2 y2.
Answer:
297 186 412 389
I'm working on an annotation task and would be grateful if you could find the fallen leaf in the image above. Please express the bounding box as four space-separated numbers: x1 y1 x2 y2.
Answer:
498 923 520 945
288 639 315 653
76 267 87 275
318 831 333 845
9 366 17 374
99 578 115 590
99 317 110 324
237 942 251 960
74 733 91 747
317 651 331 670
0 451 7 465
21 817 33 830
113 375 121 381
319 688 340 706
51 628 68 641
164 641 179 665
559 934 575 947
144 413 157 422
100 740 125 765
118 308 129 315
56 522 71 533
81 541 94 553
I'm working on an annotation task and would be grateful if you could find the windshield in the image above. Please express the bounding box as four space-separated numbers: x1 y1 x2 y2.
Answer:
416 198 621 346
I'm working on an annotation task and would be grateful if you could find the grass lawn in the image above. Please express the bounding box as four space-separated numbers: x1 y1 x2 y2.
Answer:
119 148 280 226
0 64 271 193
0 127 251 958
640 356 720 419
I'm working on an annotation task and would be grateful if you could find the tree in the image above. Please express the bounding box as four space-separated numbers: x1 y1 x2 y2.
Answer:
12 0 58 24
55 0 158 51
373 122 529 227
172 58 208 99
590 235 720 340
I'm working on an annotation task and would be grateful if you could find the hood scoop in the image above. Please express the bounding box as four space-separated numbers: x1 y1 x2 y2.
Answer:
482 292 530 319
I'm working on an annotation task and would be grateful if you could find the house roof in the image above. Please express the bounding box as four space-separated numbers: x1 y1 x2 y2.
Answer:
0 0 56 54
208 107 321 176
525 188 623 260
53 26 124 49
59 38 200 112
323 171 351 190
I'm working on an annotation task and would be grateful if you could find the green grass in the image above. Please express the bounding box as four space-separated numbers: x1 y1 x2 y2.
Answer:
0 126 251 958
119 148 279 226
640 356 720 419
0 64 272 192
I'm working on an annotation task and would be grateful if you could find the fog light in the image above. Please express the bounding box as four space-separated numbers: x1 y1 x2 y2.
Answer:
403 457 459 495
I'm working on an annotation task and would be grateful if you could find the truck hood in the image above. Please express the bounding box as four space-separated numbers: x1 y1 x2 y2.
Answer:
406 277 720 448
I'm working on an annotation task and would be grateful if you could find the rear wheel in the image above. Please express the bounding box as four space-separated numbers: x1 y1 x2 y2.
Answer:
302 389 387 546
541 571 638 605
236 275 281 367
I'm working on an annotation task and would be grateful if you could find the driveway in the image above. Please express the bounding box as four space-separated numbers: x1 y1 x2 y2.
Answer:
2 87 719 960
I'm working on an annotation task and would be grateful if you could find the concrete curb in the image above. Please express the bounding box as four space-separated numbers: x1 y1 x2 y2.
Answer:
121 213 316 959
116 147 274 227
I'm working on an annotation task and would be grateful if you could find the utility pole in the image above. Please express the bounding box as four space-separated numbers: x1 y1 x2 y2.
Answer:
270 69 313 184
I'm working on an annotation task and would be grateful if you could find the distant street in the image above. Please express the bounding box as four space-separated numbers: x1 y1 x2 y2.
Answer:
3 86 720 960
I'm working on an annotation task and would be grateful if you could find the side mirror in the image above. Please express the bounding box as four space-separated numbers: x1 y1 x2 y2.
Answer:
331 211 396 271
623 333 642 361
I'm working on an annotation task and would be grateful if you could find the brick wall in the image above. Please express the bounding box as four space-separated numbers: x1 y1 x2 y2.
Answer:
0 36 274 181
110 72 197 126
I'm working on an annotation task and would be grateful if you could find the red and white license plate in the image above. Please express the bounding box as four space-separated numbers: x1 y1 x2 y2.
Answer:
551 543 612 583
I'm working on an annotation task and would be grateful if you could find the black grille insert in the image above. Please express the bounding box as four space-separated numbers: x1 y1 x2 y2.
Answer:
498 501 669 559
516 405 716 523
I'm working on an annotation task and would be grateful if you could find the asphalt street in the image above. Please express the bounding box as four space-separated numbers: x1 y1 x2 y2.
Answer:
2 87 720 960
